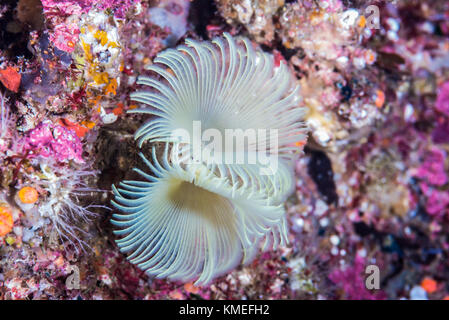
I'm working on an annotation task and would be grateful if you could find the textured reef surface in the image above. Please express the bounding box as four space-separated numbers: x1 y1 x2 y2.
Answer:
0 0 449 300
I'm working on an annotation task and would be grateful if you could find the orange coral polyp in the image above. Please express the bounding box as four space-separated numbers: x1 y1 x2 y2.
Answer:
0 206 14 237
18 186 39 204
375 90 385 108
421 277 438 294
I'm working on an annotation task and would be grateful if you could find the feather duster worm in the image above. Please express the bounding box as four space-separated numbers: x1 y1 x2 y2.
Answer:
130 32 306 166
111 145 287 285
130 33 306 203
112 33 307 285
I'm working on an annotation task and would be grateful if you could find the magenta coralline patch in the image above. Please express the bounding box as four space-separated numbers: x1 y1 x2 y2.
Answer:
42 0 135 52
23 121 84 164
320 0 343 13
97 0 137 19
410 147 449 217
411 147 447 187
41 0 89 16
432 121 449 144
435 81 449 116
42 0 135 21
41 0 86 53
421 185 449 216
49 23 80 53
329 256 386 300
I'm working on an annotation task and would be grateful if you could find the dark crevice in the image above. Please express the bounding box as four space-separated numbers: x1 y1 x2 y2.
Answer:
0 0 40 62
306 147 338 205
188 0 219 40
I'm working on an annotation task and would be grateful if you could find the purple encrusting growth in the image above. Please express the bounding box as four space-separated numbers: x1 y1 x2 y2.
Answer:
411 147 447 187
21 121 84 164
41 0 136 18
41 0 136 52
97 0 138 19
410 146 449 218
435 81 449 116
329 255 386 300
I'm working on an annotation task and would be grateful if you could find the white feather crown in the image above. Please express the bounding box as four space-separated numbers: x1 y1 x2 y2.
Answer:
111 33 307 285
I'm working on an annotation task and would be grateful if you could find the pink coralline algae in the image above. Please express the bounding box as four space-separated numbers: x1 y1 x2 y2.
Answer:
22 121 84 164
329 256 386 300
422 187 449 216
97 0 137 19
42 0 136 19
49 23 80 53
42 0 136 53
410 147 449 217
432 83 449 140
41 0 86 53
435 81 449 116
432 121 449 144
41 0 91 16
411 147 447 187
